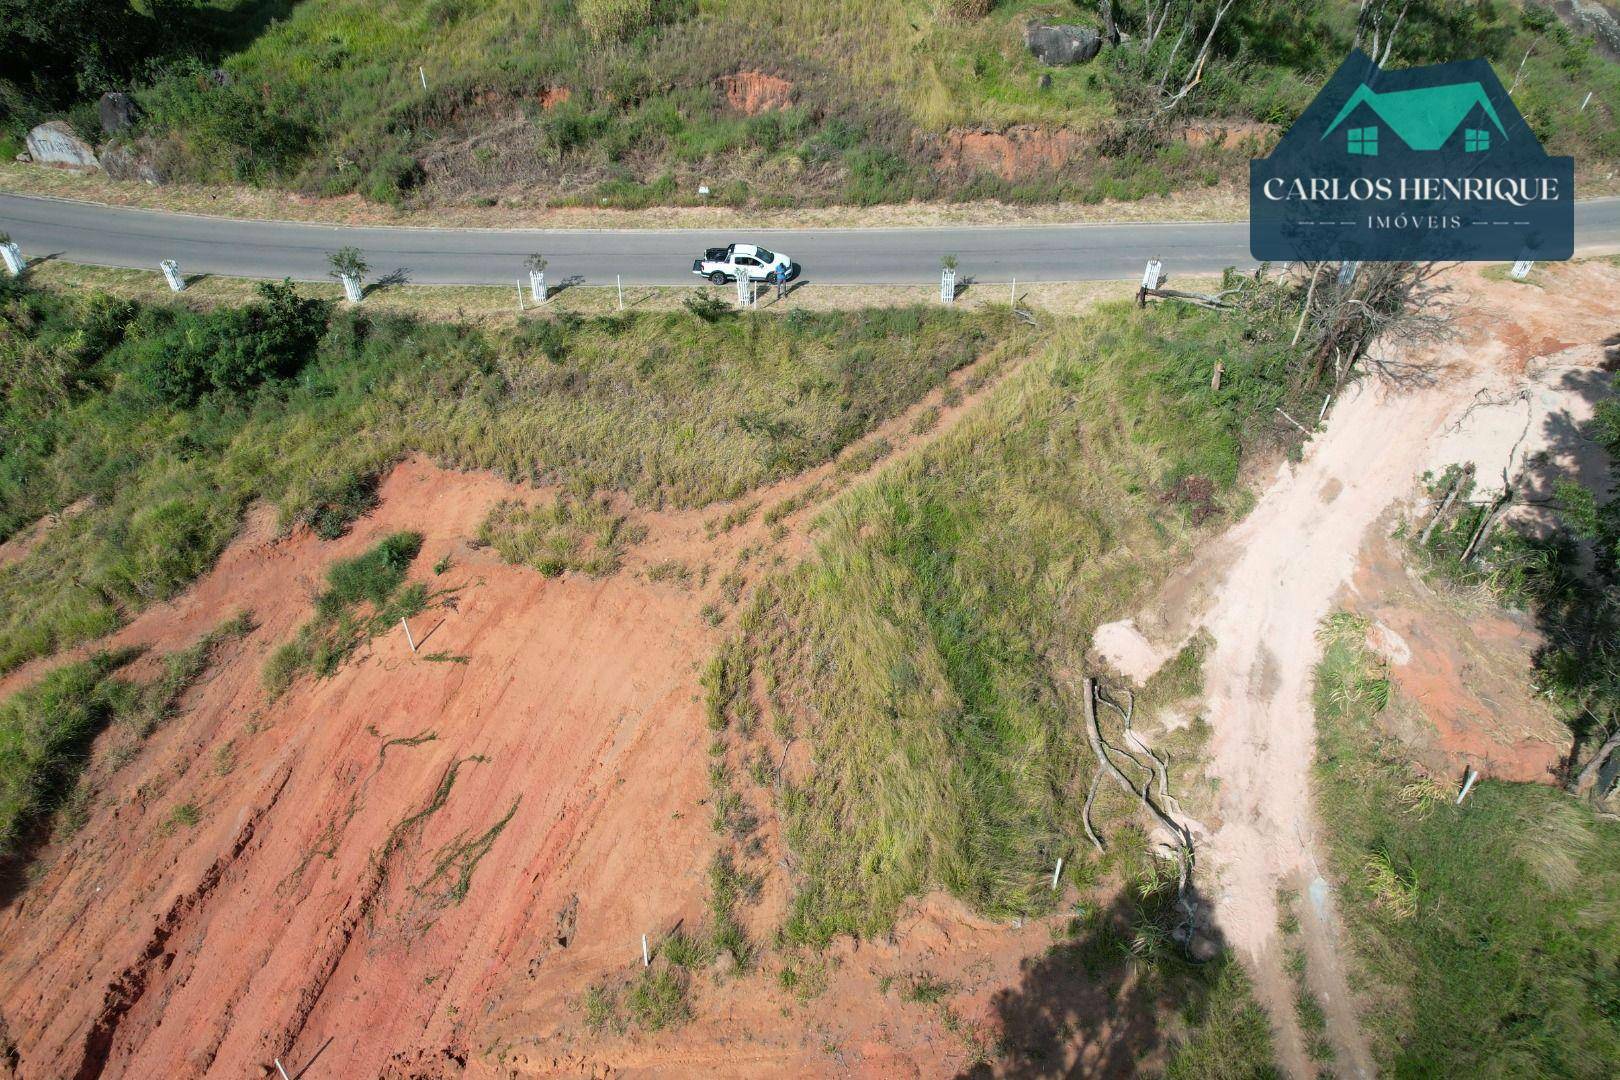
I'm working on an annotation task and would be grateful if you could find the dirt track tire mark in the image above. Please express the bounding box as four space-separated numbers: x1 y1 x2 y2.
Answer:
69 762 294 1080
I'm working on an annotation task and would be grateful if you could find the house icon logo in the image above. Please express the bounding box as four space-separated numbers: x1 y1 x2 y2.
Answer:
1251 50 1573 262
1321 80 1506 157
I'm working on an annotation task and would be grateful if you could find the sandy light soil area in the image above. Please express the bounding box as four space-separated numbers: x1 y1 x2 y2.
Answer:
1096 258 1620 1076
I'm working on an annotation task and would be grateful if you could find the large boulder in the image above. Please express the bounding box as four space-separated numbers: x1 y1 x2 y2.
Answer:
98 92 139 134
101 140 168 185
24 121 99 170
1023 22 1103 66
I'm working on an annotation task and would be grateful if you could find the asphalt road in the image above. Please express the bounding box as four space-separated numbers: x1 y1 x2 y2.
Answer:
4 192 1620 287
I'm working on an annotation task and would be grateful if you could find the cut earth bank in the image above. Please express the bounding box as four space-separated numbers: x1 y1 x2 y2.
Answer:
0 259 1617 1077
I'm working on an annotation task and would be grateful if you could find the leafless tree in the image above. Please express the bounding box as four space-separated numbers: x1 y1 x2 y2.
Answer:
1355 0 1411 65
1157 0 1238 112
1290 261 1460 394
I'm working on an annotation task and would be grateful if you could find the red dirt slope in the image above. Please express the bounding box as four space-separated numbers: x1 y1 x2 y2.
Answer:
0 461 717 1077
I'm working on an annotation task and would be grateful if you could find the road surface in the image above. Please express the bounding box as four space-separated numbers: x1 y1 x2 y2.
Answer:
4 192 1620 287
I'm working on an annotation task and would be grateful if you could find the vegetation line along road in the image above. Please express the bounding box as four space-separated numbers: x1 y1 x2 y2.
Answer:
5 193 1620 288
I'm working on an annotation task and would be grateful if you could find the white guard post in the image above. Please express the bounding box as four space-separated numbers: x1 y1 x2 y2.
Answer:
529 269 546 303
0 242 23 277
340 273 363 302
736 272 753 308
940 267 956 303
1509 259 1534 281
1337 261 1359 287
1141 259 1163 290
160 259 185 292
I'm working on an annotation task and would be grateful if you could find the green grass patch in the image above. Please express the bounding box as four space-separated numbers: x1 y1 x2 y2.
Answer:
1314 612 1620 1074
263 531 426 697
0 275 1010 677
0 612 249 864
582 965 693 1035
720 294 1305 947
478 495 640 577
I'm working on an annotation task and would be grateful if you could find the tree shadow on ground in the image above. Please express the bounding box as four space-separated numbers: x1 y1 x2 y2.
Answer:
362 267 411 298
960 868 1237 1078
1484 338 1620 791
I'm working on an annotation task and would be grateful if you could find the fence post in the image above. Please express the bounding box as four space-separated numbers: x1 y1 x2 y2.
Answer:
0 242 23 277
616 274 624 311
1457 767 1479 804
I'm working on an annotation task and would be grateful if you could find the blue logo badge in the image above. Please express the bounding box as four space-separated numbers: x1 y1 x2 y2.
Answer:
1251 50 1574 262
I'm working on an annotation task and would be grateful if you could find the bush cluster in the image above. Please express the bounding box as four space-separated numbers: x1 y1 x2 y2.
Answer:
125 281 330 406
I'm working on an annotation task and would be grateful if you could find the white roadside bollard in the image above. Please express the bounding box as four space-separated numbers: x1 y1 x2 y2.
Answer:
529 269 546 303
340 273 363 302
1510 259 1534 281
1142 259 1164 291
160 259 185 292
940 266 956 304
1457 767 1479 804
0 241 23 277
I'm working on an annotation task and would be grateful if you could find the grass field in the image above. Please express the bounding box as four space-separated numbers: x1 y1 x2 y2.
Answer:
0 273 1015 677
1314 612 1620 1075
703 287 1310 946
9 1 1615 209
693 292 1310 1072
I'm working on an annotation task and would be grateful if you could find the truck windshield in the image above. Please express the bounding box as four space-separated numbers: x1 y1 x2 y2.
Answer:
754 247 776 262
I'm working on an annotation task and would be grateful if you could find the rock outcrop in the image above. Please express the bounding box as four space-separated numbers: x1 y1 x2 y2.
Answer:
98 92 139 135
24 121 99 170
1023 22 1103 66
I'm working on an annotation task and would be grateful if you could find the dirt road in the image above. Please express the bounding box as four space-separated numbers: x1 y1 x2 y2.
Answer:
1098 260 1620 1075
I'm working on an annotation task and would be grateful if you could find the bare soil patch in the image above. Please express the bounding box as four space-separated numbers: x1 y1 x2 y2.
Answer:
1094 259 1620 1075
718 72 795 115
0 336 1083 1077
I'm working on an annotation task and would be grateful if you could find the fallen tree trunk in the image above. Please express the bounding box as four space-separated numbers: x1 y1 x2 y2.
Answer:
1572 726 1620 798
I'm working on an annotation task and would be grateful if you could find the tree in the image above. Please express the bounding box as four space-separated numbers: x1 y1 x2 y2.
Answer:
0 0 192 119
327 247 370 282
1539 394 1620 798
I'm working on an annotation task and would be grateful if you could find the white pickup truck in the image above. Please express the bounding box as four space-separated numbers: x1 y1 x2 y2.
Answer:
691 243 795 285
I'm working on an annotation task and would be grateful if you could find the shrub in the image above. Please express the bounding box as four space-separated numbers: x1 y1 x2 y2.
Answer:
935 0 993 22
0 652 136 858
125 280 329 406
682 290 733 323
304 472 380 540
578 0 657 43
